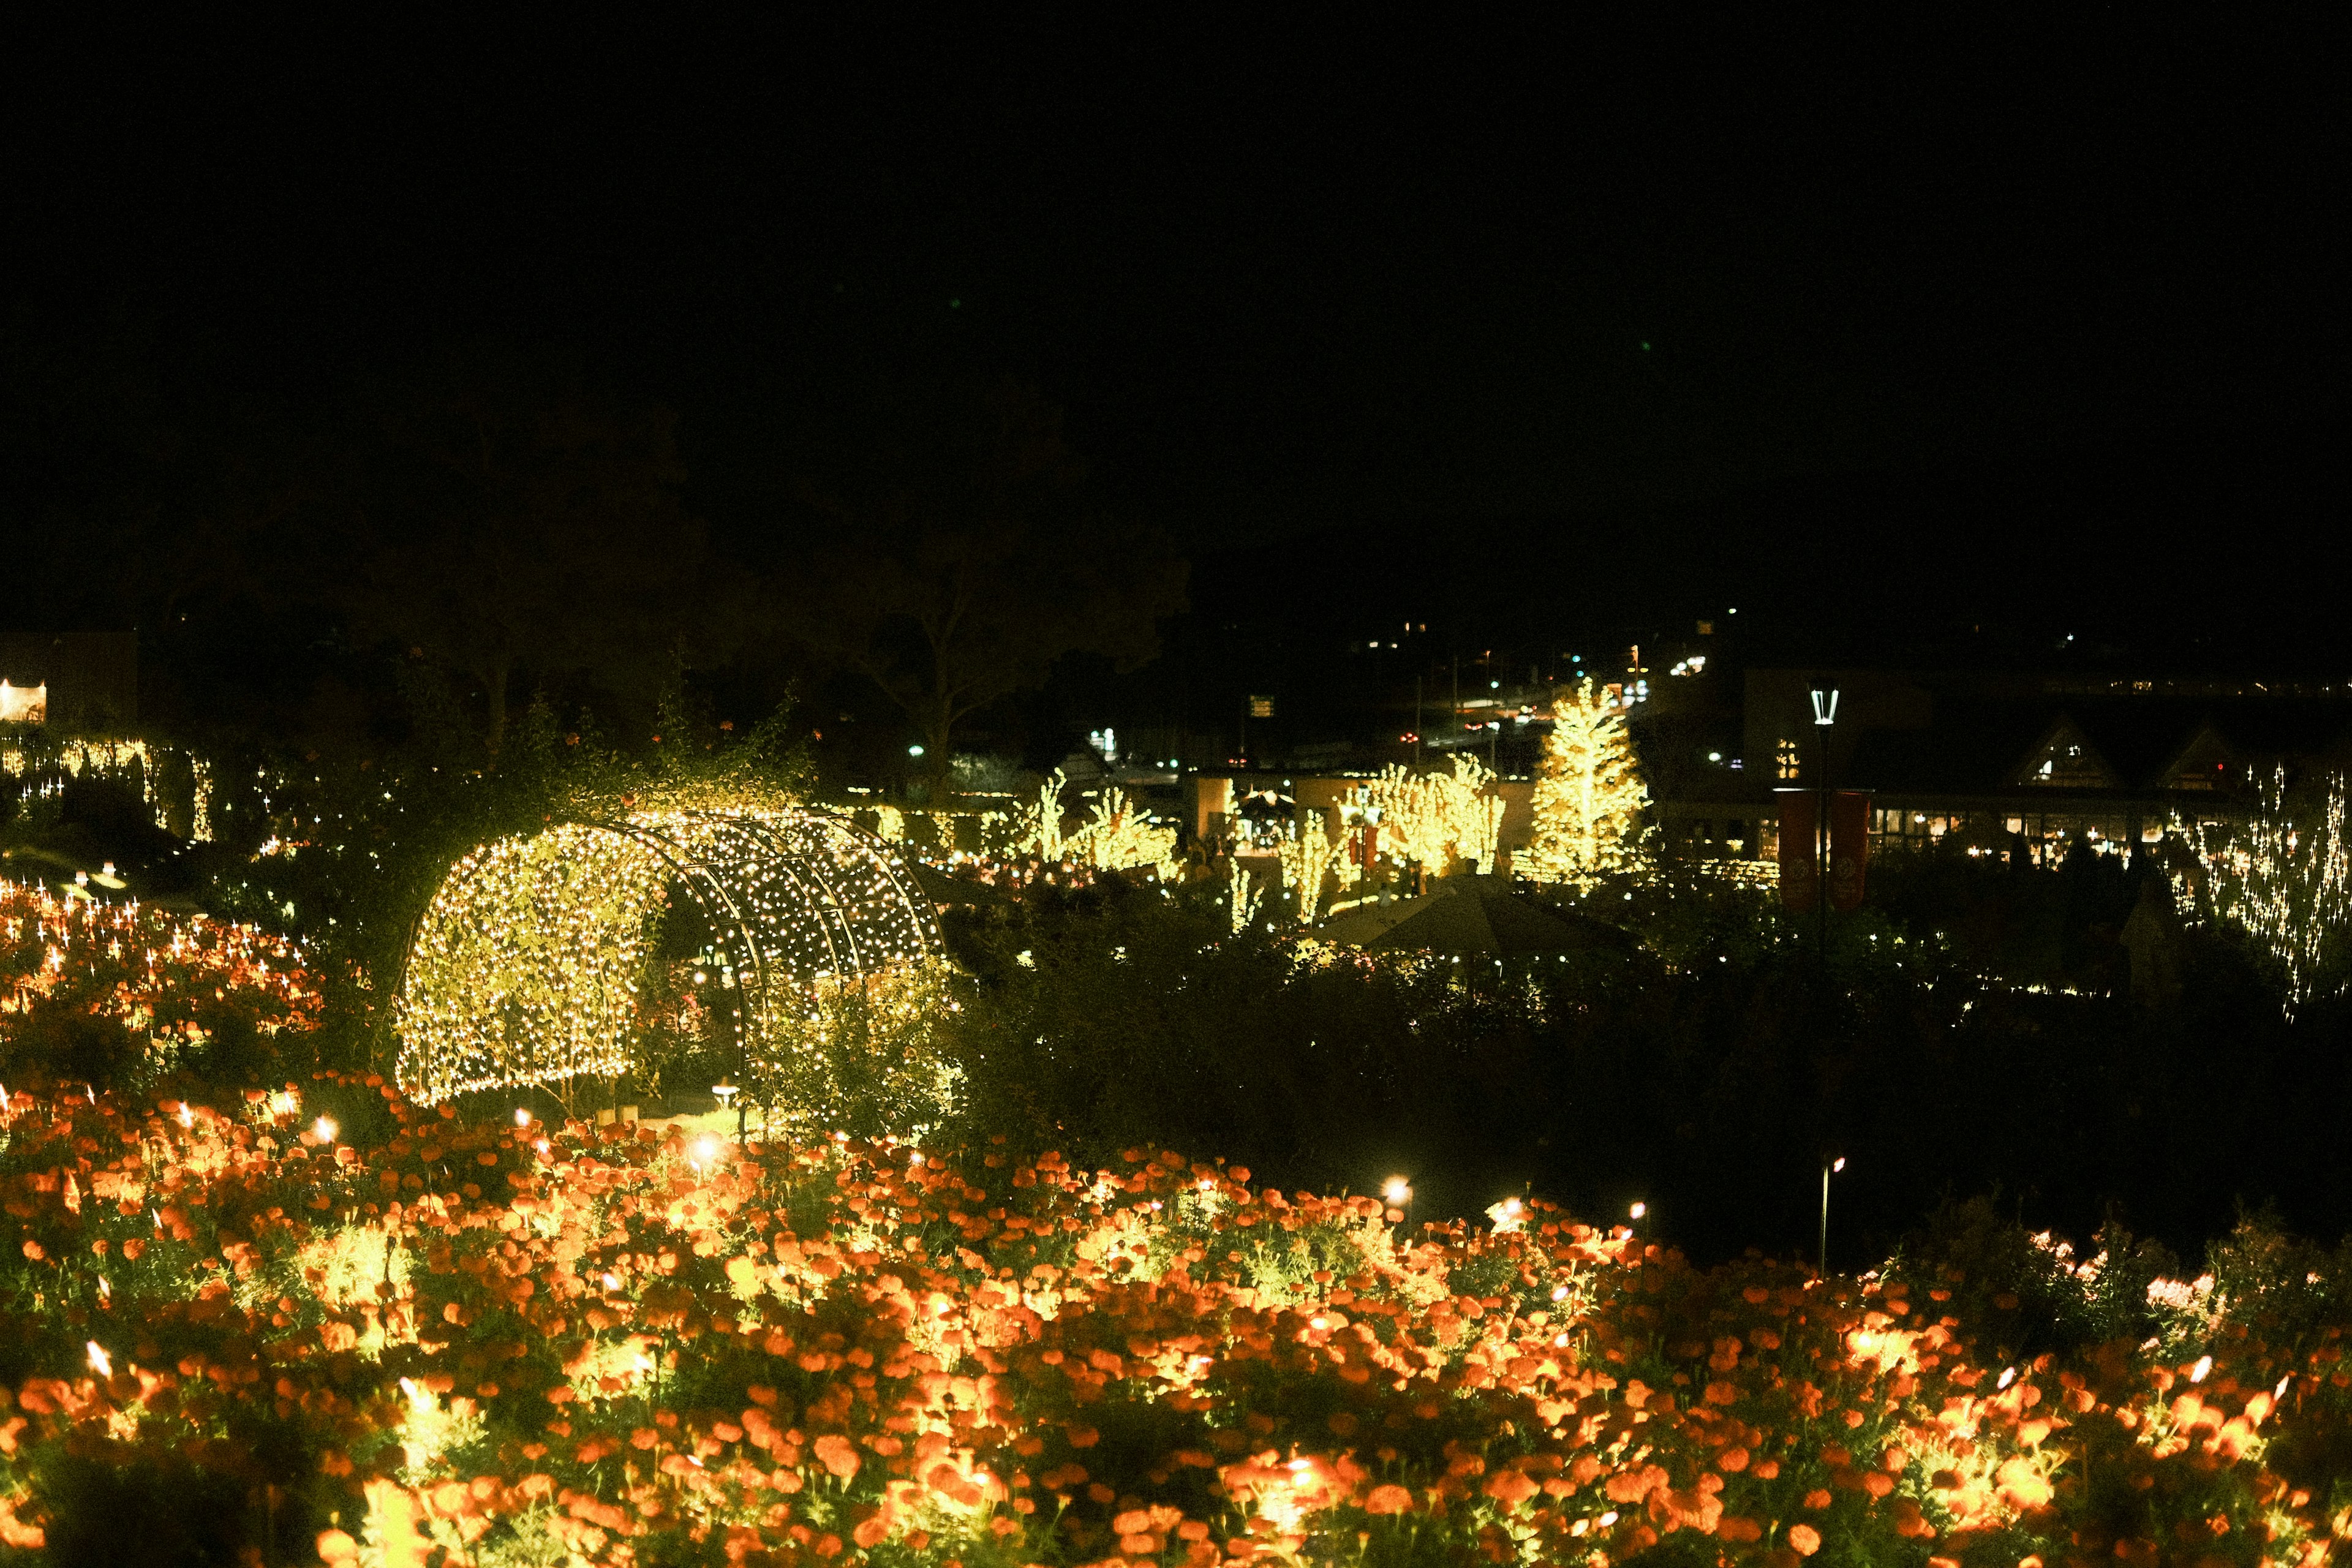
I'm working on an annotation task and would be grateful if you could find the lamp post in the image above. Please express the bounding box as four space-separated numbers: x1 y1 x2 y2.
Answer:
1809 680 1839 949
1819 1155 1845 1276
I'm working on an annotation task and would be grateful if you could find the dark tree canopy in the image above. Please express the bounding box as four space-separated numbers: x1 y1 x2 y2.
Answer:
782 380 1186 782
339 347 718 756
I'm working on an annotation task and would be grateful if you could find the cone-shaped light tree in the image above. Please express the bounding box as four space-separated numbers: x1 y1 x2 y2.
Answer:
1522 677 1646 887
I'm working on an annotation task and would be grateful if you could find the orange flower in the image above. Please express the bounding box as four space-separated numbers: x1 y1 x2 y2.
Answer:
1787 1523 1822 1556
813 1434 861 1479
1365 1485 1414 1515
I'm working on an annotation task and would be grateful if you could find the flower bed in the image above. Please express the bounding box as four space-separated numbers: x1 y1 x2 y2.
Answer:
0 1079 2341 1566
0 880 322 1072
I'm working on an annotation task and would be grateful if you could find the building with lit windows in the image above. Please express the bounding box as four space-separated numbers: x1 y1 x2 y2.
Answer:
1645 666 2352 868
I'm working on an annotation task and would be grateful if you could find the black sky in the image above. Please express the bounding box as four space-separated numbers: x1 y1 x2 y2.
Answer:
5 12 2343 665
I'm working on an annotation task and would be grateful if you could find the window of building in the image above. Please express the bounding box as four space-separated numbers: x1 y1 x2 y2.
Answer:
1776 737 1800 779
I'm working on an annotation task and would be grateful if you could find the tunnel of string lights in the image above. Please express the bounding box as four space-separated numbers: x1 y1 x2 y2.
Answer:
394 809 941 1104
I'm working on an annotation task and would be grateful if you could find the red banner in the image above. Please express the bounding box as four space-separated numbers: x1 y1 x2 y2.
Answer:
1829 791 1871 911
1777 790 1818 911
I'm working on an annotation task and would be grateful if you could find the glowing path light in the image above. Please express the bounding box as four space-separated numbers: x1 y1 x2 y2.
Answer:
393 809 941 1103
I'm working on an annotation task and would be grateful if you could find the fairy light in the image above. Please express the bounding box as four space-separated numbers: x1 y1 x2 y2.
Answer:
2176 767 2351 1014
394 807 944 1102
1362 755 1506 877
1522 676 1646 888
1 881 317 1045
1278 805 1355 922
313 1115 337 1144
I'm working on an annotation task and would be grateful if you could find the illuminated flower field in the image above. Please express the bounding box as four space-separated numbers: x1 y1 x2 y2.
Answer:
0 1076 2342 1566
0 880 322 1054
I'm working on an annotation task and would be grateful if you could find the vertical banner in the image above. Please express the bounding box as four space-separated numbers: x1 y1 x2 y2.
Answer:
1829 790 1871 911
1776 790 1818 911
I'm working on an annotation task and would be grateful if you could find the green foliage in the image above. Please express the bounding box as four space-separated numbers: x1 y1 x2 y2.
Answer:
192 675 814 1085
758 966 963 1144
1884 1195 2183 1361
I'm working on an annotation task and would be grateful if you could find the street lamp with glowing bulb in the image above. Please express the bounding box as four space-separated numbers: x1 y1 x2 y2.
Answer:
1808 679 1839 946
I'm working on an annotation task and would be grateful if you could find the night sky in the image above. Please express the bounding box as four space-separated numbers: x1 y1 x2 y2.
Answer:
6 13 2343 680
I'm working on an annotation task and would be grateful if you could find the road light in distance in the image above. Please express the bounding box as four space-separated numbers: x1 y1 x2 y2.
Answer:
1819 1156 1847 1276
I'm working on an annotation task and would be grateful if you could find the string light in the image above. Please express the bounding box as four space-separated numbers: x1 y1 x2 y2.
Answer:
1521 676 1647 888
2174 767 2350 1014
0 881 318 1049
394 807 943 1102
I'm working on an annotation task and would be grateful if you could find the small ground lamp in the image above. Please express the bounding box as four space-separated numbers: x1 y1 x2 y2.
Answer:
1382 1174 1414 1235
1819 1156 1847 1275
713 1076 744 1139
1628 1200 1648 1241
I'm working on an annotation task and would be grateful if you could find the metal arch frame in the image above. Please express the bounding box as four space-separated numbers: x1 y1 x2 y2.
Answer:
715 810 942 981
587 815 772 1062
397 805 941 1101
589 805 943 1068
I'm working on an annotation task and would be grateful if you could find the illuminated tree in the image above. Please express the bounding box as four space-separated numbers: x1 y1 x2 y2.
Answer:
1227 855 1267 935
1013 769 1071 861
1365 755 1504 880
1278 806 1354 921
2174 766 2352 1013
1064 785 1181 881
1521 677 1646 888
